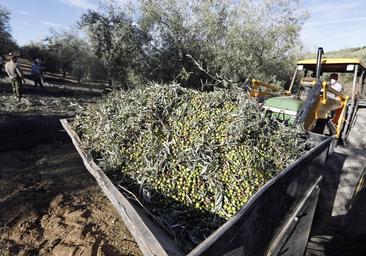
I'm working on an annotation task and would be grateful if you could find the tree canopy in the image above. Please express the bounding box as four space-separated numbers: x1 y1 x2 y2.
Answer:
19 0 306 87
0 5 17 56
138 0 306 86
79 2 147 86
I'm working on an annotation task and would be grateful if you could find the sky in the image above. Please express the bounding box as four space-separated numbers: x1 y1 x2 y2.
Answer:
0 0 96 44
0 0 365 52
301 0 366 52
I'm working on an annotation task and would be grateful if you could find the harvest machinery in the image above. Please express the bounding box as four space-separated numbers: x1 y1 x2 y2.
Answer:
248 79 284 99
263 47 366 142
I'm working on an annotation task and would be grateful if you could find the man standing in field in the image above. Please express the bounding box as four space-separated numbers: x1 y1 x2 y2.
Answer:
31 58 44 87
5 55 25 100
0 56 3 76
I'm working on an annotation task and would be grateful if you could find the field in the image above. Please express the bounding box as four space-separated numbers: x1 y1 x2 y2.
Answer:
0 75 141 255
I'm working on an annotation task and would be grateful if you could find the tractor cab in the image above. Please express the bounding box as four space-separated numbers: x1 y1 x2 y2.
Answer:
263 48 366 141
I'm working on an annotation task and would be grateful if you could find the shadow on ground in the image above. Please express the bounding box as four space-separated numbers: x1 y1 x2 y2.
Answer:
0 114 69 152
0 143 141 256
306 149 366 256
0 79 141 255
0 81 102 99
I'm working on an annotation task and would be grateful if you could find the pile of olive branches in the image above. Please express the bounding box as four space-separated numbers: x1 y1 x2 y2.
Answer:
72 83 307 251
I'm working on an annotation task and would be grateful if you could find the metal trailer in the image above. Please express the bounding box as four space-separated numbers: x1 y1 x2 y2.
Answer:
61 119 335 256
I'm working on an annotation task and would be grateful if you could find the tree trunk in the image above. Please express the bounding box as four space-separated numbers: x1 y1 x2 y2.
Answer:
107 65 113 87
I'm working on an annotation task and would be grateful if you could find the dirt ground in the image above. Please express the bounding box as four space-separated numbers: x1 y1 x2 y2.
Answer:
0 80 141 256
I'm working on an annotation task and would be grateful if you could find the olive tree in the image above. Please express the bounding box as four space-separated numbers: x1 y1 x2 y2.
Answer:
22 31 107 82
46 30 94 81
140 0 306 86
0 5 17 56
79 1 147 87
76 0 306 87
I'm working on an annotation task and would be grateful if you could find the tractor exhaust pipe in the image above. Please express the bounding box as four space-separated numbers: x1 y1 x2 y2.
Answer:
295 47 324 125
315 47 324 80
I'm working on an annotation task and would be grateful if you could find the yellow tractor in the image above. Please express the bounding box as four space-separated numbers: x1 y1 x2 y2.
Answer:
262 47 366 142
248 79 284 99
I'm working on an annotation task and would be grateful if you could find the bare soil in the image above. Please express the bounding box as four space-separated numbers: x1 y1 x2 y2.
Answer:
0 80 141 256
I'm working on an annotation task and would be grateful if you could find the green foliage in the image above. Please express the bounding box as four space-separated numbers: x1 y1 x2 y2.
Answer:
15 0 307 87
79 1 148 87
21 31 107 81
72 84 307 251
21 41 59 72
139 0 306 86
0 5 17 56
46 30 107 81
304 46 366 62
75 0 306 87
326 46 366 63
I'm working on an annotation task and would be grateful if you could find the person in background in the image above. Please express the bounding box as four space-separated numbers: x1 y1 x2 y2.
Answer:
328 73 343 99
0 56 3 76
5 55 25 100
31 58 44 87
